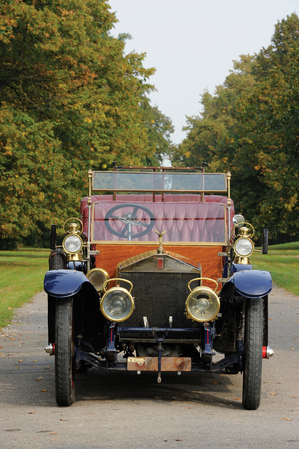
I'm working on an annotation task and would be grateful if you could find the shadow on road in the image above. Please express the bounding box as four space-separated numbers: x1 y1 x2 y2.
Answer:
74 368 243 409
0 359 243 410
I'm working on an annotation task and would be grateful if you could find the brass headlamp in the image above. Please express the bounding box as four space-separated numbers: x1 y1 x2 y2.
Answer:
100 278 134 322
86 268 110 292
234 223 254 264
62 217 84 261
185 278 220 323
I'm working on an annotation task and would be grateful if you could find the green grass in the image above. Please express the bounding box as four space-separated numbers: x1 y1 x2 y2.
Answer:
252 242 299 296
0 248 49 329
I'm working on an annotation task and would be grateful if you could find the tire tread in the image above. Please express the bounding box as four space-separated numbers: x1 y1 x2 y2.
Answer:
55 298 75 406
242 298 263 410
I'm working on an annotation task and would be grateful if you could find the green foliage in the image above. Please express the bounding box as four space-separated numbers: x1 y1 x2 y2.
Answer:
252 242 299 296
0 0 173 248
238 13 299 242
171 14 299 243
139 96 174 166
0 248 48 329
171 55 256 169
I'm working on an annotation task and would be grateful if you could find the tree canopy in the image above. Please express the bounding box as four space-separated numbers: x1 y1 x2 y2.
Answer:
139 95 174 166
171 14 299 243
0 0 173 247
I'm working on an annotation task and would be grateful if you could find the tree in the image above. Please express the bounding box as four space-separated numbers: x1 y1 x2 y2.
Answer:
171 55 256 170
236 13 299 241
0 0 165 247
139 96 174 166
170 55 263 228
172 14 299 243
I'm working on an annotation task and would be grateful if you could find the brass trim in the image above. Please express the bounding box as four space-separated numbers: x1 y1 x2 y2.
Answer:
224 206 228 244
63 217 83 234
155 229 166 254
67 253 83 262
91 201 95 244
227 171 231 200
116 250 157 275
90 240 227 246
103 278 133 293
188 277 218 293
236 223 255 239
91 189 228 193
234 256 251 265
88 169 92 197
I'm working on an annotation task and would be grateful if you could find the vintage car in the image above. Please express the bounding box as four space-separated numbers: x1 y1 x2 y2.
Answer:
44 166 273 409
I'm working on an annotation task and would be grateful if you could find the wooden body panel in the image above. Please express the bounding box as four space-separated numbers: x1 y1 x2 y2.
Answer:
95 244 224 282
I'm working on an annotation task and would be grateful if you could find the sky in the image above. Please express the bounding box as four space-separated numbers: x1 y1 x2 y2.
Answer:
108 0 298 147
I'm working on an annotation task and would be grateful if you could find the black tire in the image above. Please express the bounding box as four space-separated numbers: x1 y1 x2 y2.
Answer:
242 297 263 410
49 249 67 270
55 298 75 406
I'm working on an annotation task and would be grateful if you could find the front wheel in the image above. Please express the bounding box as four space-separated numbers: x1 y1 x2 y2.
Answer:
55 298 75 406
242 297 263 410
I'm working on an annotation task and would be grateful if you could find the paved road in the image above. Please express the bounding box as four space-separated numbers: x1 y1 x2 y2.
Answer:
0 287 298 448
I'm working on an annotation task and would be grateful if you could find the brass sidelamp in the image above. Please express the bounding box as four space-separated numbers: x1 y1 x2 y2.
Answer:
62 217 84 261
234 222 254 265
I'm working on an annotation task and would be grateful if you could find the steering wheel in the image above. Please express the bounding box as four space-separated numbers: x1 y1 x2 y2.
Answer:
105 204 154 240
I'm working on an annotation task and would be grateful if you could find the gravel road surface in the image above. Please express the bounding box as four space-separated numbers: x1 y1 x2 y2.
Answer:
0 286 298 448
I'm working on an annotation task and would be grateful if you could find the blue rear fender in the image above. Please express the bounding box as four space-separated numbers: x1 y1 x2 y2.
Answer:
44 269 98 299
222 269 272 299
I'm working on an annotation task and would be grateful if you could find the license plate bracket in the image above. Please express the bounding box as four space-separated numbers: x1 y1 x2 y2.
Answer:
127 357 191 371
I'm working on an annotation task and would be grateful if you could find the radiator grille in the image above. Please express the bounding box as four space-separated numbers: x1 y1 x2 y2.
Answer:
120 272 200 328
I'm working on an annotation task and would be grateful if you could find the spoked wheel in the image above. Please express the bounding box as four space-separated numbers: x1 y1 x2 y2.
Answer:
242 297 263 410
55 297 75 406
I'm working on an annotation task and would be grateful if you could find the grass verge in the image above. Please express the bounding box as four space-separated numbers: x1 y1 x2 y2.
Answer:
252 242 299 296
0 248 49 329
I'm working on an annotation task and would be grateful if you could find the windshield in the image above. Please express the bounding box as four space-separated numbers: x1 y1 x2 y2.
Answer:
92 171 227 193
87 197 228 244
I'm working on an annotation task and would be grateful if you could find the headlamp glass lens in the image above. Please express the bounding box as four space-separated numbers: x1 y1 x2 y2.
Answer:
235 238 253 256
186 289 220 322
101 290 134 322
64 235 82 253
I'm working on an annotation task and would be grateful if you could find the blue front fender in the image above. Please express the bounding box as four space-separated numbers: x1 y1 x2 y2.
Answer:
44 269 98 299
224 270 272 299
